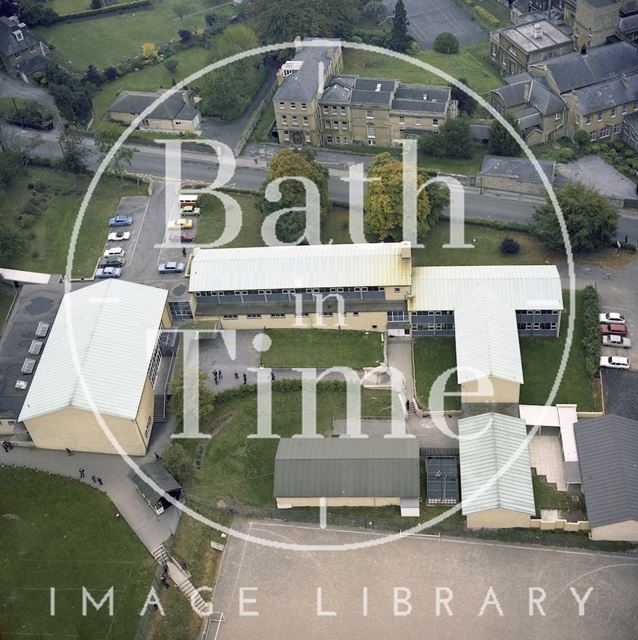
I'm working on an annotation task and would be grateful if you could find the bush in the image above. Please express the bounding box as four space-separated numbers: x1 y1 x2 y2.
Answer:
557 148 575 163
581 286 601 378
433 32 459 54
500 237 520 254
620 241 637 252
163 442 194 484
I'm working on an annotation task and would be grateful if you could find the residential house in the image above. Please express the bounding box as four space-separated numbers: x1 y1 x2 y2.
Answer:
573 0 620 50
490 19 574 75
0 15 48 81
107 90 200 134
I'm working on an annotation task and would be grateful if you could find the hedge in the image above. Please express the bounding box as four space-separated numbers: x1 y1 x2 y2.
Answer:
212 379 348 405
581 285 601 378
52 0 151 23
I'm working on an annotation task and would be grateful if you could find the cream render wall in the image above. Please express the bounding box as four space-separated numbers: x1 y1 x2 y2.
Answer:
466 508 532 529
276 496 401 509
461 377 521 404
109 111 200 133
590 520 638 542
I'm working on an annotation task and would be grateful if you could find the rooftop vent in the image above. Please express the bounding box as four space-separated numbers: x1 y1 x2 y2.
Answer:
35 322 49 338
423 93 428 100
533 25 543 39
15 380 28 390
21 358 36 375
282 60 303 77
12 29 23 42
28 340 43 356
375 83 382 92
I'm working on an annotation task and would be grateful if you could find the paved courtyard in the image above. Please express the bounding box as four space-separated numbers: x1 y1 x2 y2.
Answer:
556 156 637 200
528 435 566 491
209 521 638 640
383 0 486 49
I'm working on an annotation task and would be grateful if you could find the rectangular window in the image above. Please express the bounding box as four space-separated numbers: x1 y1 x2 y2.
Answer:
336 136 341 144
324 120 331 129
600 126 610 138
597 112 603 122
222 314 238 320
611 108 616 118
614 123 622 135
623 105 628 115
340 106 346 115
281 115 288 124
290 102 296 110
590 130 597 142
342 121 348 129
283 130 290 141
367 124 375 138
432 118 438 127
291 116 298 125
415 117 422 126
304 132 311 142
326 136 333 143
301 102 307 110
342 137 349 144
555 112 560 120
303 116 308 126
399 116 405 124
279 101 285 109
366 110 374 119
331 106 337 114
323 105 328 114
333 120 339 128
270 313 285 318
247 314 262 319
586 115 592 125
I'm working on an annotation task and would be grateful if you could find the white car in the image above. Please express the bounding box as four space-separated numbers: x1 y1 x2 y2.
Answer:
602 335 632 349
599 356 630 369
104 247 125 258
599 312 626 324
107 231 130 242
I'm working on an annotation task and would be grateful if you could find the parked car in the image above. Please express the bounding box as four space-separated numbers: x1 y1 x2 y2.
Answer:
602 335 632 348
180 205 201 216
158 262 185 274
108 215 133 227
95 267 122 279
600 323 628 336
169 230 196 242
167 219 193 229
599 312 626 324
107 231 131 242
600 356 630 370
104 247 125 258
100 256 125 267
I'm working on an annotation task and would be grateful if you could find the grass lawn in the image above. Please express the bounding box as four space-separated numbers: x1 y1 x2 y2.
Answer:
90 45 211 127
342 42 502 98
413 337 461 410
2 166 146 278
520 290 601 411
412 220 549 267
37 0 236 69
0 467 155 638
261 329 384 369
418 145 487 176
184 387 392 507
532 471 584 512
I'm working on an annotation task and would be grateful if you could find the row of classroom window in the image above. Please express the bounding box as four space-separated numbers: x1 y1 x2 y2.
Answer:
220 312 364 320
585 123 623 142
411 322 557 332
577 105 637 126
195 287 386 296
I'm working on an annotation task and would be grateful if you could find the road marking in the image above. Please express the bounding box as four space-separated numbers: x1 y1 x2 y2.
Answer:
127 197 152 268
319 498 327 529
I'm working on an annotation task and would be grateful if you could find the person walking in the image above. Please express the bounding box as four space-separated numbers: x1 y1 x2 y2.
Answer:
234 372 239 381
79 468 85 479
97 478 103 486
243 373 247 384
65 448 72 456
91 475 97 484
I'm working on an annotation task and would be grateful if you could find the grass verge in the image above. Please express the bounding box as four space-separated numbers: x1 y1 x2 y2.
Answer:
413 337 461 410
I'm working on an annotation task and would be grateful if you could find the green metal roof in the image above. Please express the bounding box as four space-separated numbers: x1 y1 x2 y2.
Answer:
273 438 420 499
458 413 536 516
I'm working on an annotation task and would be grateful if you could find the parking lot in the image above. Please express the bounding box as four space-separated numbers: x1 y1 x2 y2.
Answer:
384 0 486 49
210 521 638 640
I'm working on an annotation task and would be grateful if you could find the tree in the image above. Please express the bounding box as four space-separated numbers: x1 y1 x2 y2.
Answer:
488 111 523 157
104 66 118 81
573 129 590 153
84 64 104 86
0 225 25 263
178 29 192 43
163 442 194 484
164 58 178 75
450 77 476 116
533 181 619 253
252 0 359 42
17 0 58 26
94 123 135 177
205 12 217 27
363 0 385 21
389 0 409 52
500 237 520 254
433 32 459 54
420 118 473 159
364 152 445 241
142 42 158 61
44 62 92 124
260 148 329 243
169 371 215 426
60 129 88 174
0 149 22 189
90 0 101 9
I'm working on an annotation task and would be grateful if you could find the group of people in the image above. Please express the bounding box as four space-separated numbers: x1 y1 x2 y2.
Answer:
79 468 103 486
1 440 13 452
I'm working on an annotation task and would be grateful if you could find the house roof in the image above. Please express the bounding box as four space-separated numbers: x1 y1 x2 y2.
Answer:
501 19 572 54
454 290 524 385
273 437 420 498
274 39 340 102
409 265 563 312
480 155 556 184
131 462 182 505
532 41 638 93
0 16 41 56
572 72 638 115
458 413 536 516
574 414 638 528
108 90 198 122
189 242 413 293
493 79 566 116
18 280 168 423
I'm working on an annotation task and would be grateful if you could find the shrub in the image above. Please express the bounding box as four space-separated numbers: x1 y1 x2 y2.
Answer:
433 32 459 54
620 241 637 252
500 237 520 254
581 286 601 378
557 148 575 163
163 442 194 484
474 6 499 27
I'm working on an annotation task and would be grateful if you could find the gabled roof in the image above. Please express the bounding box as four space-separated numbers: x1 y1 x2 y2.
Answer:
108 90 198 122
19 280 167 422
480 155 556 184
454 290 524 384
0 16 41 56
572 72 638 115
493 79 566 116
189 242 413 293
273 437 420 498
131 462 182 505
458 413 536 516
409 265 563 312
575 415 638 528
532 41 638 93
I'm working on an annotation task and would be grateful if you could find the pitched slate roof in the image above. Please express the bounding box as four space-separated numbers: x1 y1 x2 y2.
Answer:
0 16 41 57
131 462 182 505
480 155 556 184
533 41 638 93
273 438 420 498
458 413 536 516
572 72 638 115
493 79 566 116
575 415 638 529
108 90 198 121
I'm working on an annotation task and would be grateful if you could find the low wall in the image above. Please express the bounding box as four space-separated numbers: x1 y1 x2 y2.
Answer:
529 518 590 532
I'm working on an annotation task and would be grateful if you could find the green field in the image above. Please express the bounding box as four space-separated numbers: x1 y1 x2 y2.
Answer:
248 101 276 143
90 45 211 126
261 329 384 368
413 337 461 410
2 166 146 278
342 41 502 98
0 467 155 639
418 145 487 176
37 0 236 69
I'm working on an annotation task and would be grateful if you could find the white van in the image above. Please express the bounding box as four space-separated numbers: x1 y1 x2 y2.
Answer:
179 194 198 206
104 247 125 258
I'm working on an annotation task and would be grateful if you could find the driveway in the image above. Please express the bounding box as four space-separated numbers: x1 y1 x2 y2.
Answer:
383 0 486 49
0 71 62 131
556 156 637 200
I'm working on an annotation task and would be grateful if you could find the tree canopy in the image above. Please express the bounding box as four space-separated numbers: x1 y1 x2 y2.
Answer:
260 148 329 244
389 0 409 52
433 32 459 54
450 77 476 116
169 371 215 427
488 111 523 157
419 118 474 159
533 181 619 253
364 152 446 241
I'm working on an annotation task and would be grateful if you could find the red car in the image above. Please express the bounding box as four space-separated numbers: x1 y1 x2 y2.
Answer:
169 230 196 242
600 323 628 336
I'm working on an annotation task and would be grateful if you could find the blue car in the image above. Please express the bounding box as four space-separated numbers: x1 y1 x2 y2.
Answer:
109 215 133 227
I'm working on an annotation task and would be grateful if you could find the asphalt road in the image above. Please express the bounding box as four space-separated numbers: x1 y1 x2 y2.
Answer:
9 126 638 243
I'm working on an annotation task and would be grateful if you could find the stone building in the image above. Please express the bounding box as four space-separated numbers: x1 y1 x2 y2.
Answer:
0 15 48 81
